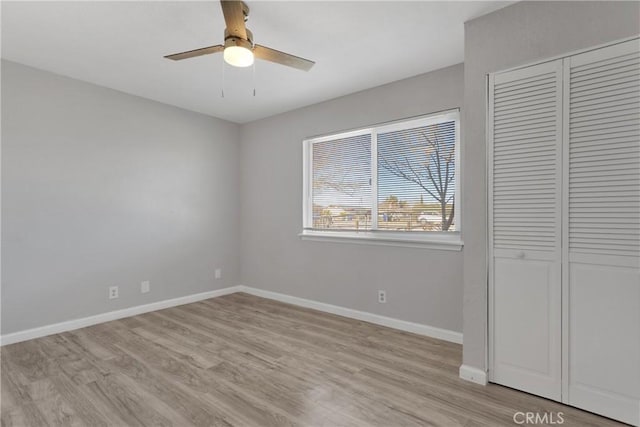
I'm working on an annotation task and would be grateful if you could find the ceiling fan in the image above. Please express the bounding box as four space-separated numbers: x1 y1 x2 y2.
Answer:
164 0 315 71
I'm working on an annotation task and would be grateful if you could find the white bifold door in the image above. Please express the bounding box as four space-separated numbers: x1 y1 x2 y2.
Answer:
489 38 640 426
489 59 564 402
565 39 640 425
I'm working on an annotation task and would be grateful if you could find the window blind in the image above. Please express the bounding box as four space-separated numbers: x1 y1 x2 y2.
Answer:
311 134 372 230
377 121 456 231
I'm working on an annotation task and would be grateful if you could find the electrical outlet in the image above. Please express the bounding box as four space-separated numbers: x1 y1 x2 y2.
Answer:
141 281 150 294
215 268 222 279
378 290 387 304
109 286 119 300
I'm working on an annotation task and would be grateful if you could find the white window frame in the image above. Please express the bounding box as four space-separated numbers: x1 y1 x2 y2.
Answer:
301 109 463 250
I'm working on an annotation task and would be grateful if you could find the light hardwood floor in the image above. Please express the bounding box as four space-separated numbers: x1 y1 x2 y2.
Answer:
1 293 625 426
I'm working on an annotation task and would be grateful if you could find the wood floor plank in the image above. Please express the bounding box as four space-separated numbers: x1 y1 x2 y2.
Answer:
1 293 626 426
47 374 109 427
1 369 48 427
1 402 50 427
103 353 233 427
98 365 208 427
110 328 298 426
83 373 172 427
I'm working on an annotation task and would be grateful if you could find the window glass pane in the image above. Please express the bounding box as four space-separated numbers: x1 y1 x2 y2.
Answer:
312 134 372 230
377 121 456 232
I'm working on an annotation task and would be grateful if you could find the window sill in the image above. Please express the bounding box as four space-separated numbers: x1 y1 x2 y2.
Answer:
298 230 463 251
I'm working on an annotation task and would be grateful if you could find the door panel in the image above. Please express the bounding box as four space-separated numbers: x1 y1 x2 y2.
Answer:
566 39 640 426
493 257 561 399
489 59 563 402
570 263 639 394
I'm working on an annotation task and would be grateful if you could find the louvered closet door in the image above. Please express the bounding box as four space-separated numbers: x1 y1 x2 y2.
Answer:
565 39 640 426
489 60 563 401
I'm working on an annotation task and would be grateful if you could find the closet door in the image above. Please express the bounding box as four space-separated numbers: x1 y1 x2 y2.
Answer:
565 39 640 425
489 59 563 401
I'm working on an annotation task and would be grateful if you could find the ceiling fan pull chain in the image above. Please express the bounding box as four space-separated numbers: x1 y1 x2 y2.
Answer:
221 56 225 98
252 61 256 97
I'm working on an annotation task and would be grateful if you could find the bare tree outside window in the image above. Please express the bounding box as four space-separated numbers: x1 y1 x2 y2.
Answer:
377 122 456 231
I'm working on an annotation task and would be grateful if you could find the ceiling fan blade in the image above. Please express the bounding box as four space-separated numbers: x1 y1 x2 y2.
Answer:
164 45 224 61
220 1 248 40
253 44 315 71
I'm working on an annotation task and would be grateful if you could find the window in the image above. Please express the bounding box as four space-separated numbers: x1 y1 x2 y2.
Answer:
302 110 461 249
310 132 372 230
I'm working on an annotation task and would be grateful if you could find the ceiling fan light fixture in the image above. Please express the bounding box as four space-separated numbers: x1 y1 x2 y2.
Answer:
164 1 314 71
223 38 254 67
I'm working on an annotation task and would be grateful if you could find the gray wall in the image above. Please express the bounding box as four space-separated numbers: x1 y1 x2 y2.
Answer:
462 1 640 371
240 64 464 333
1 60 241 334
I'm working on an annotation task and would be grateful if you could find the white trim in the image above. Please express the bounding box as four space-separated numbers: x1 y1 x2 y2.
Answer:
302 137 312 229
454 113 462 238
561 56 571 405
299 229 463 250
374 110 461 134
486 71 495 380
1 285 463 348
303 108 461 142
492 36 639 77
239 285 463 344
459 364 488 385
304 127 372 145
371 128 379 230
0 286 243 346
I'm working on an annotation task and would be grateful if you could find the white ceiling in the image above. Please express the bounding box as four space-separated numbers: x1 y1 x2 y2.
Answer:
1 1 511 123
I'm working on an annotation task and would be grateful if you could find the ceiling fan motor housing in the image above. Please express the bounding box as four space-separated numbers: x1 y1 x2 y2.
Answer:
224 28 253 49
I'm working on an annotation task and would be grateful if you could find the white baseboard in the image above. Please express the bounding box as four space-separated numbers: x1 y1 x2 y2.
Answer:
238 285 463 344
0 286 243 346
1 284 463 347
459 364 488 385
